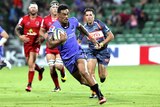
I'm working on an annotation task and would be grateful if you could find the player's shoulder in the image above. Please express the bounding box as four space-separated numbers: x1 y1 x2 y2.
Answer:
0 26 3 30
52 20 60 27
44 15 51 19
94 19 107 28
94 19 104 25
37 15 43 19
22 15 29 19
69 17 78 22
0 26 4 33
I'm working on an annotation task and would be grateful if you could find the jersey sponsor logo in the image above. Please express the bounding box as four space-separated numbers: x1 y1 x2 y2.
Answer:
89 30 104 39
27 29 37 36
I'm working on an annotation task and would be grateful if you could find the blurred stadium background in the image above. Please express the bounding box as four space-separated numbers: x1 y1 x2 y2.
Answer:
1 0 160 107
0 0 160 66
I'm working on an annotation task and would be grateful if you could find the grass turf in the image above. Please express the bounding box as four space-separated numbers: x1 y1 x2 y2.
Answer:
0 65 160 107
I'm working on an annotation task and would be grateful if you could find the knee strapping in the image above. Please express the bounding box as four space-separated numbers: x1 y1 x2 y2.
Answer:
55 58 63 65
48 59 55 66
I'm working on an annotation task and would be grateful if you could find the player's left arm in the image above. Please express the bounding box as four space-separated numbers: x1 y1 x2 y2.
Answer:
98 21 114 48
100 31 114 47
77 23 98 46
0 30 9 46
47 32 67 49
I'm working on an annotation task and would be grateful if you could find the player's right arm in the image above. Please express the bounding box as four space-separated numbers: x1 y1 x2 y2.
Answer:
14 18 29 43
47 32 67 49
0 27 9 46
37 19 47 44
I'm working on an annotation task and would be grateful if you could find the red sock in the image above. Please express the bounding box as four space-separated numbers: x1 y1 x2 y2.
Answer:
50 71 60 88
28 71 35 83
35 64 41 72
60 67 65 78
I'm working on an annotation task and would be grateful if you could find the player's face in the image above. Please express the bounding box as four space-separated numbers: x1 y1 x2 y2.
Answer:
28 6 38 15
58 9 69 24
85 11 95 24
50 5 58 15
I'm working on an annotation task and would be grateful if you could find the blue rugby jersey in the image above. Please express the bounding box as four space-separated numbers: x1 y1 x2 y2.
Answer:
79 19 110 49
0 26 4 39
49 17 81 60
0 26 4 59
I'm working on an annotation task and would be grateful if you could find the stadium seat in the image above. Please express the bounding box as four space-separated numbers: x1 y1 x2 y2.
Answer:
137 38 148 44
146 37 157 44
155 22 160 27
134 34 143 38
141 27 151 34
144 21 155 28
126 37 137 44
115 34 126 44
151 28 160 34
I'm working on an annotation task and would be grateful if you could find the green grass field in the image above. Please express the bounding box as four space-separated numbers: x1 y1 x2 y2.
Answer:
0 65 160 107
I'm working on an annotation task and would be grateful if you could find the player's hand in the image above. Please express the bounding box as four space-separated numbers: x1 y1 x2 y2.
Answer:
94 42 104 49
35 36 45 45
19 35 30 43
59 32 67 44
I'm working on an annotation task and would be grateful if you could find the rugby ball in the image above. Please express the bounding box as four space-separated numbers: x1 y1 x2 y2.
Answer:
48 27 65 40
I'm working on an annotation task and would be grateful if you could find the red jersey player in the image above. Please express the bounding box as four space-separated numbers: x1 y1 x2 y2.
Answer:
15 2 44 92
38 0 66 92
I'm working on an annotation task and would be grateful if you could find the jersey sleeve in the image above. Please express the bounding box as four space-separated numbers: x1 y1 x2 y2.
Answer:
78 33 84 41
0 26 4 34
72 17 79 28
96 19 110 34
18 17 24 27
40 19 46 29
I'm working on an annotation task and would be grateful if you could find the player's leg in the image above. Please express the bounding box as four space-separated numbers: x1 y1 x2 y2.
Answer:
97 49 110 83
87 59 97 79
98 64 108 83
34 52 44 81
71 69 89 85
55 54 66 82
25 52 37 92
86 59 97 98
0 46 11 70
35 63 44 81
46 54 61 92
77 59 106 104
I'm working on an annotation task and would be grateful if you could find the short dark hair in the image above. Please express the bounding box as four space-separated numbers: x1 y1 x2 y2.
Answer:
57 4 69 13
84 8 95 14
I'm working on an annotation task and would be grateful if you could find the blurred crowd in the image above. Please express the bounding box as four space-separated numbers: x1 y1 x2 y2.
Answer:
0 0 160 37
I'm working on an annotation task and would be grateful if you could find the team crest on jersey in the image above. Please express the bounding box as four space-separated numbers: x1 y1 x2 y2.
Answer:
35 21 40 26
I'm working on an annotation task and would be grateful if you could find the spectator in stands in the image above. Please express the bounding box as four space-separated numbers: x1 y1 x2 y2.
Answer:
107 8 120 26
138 11 148 29
127 12 138 29
117 11 131 26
